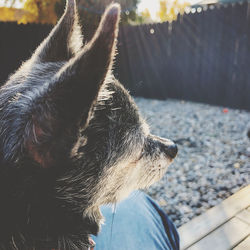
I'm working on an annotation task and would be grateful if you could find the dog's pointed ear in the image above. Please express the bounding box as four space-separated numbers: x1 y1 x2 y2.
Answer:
27 4 121 167
33 0 83 62
48 3 120 124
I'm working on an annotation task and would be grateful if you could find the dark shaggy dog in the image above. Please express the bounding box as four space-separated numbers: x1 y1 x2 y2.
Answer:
0 1 177 249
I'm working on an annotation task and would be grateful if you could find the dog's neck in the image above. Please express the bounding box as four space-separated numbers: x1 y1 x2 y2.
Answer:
0 162 101 250
0 203 99 249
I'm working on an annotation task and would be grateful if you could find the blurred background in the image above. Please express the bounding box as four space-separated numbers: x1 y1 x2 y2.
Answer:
0 0 249 242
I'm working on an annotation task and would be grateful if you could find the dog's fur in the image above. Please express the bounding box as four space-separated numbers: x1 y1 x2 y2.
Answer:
0 1 177 249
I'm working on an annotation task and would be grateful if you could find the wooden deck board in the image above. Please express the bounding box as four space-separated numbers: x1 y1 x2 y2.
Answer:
179 185 250 250
233 236 250 250
236 209 250 225
187 217 249 250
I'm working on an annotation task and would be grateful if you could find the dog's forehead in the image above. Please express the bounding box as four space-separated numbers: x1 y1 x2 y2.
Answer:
83 79 145 150
97 80 142 126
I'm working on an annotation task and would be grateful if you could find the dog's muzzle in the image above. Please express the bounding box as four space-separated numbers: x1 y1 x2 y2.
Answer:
147 135 178 159
164 143 178 159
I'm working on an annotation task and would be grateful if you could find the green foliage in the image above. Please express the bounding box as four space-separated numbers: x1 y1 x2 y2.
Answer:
0 7 16 21
157 0 190 23
1 0 140 31
1 0 59 24
20 0 58 24
135 8 152 24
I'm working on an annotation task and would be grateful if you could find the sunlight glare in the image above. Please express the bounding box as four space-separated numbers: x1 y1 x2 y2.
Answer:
138 0 202 20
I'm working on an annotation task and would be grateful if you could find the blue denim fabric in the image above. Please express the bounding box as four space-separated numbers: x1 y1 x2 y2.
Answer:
92 191 180 250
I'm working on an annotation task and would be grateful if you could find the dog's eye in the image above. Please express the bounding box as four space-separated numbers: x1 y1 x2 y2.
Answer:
71 136 88 156
78 137 88 149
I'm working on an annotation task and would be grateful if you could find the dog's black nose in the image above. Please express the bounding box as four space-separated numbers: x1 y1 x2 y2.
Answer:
166 144 178 159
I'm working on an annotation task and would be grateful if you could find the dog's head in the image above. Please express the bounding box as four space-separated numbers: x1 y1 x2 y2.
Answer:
0 0 177 249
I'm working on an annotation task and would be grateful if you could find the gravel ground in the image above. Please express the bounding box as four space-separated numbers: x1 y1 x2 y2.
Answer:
135 97 250 228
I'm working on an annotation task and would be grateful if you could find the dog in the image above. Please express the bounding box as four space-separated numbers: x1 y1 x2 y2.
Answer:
0 1 177 249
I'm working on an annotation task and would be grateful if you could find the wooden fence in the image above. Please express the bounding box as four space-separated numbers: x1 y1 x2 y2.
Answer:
0 1 250 110
116 1 250 110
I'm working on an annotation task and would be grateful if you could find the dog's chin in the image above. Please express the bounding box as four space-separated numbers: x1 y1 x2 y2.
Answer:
136 156 173 189
154 158 174 181
155 162 173 183
83 156 174 223
108 159 174 203
83 206 103 227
